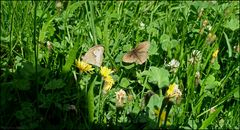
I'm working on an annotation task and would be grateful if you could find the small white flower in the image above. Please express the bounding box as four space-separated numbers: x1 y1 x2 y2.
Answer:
189 50 202 64
139 21 145 30
166 59 180 73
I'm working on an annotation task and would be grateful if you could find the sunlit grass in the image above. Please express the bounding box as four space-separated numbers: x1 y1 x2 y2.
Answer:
0 1 239 129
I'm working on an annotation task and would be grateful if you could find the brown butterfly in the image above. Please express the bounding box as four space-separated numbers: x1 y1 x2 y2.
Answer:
82 45 104 67
122 41 150 64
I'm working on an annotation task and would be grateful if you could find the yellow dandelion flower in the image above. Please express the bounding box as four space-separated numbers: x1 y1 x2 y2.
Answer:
102 76 114 94
104 75 114 84
75 58 94 73
212 49 219 59
103 81 113 94
100 66 113 78
166 83 182 98
166 84 175 97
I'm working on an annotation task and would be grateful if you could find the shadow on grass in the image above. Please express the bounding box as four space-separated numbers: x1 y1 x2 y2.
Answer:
0 61 179 129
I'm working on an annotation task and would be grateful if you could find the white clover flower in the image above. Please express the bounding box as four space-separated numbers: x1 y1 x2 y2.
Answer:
166 59 180 73
115 89 127 108
189 50 202 64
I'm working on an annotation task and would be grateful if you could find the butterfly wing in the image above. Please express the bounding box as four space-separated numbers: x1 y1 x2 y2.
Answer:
133 41 150 64
82 45 104 67
122 41 150 64
134 41 150 53
122 52 138 63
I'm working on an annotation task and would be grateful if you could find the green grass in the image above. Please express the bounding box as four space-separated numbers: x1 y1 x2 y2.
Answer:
0 1 239 129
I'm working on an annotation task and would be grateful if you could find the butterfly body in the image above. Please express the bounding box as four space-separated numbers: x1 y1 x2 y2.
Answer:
82 45 104 67
122 41 150 64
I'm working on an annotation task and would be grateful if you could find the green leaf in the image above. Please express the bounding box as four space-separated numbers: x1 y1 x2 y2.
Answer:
160 34 170 43
147 94 163 109
120 78 130 88
160 34 170 51
234 86 239 99
136 71 152 90
123 64 135 70
212 61 220 70
88 76 98 123
170 39 179 48
223 17 239 31
39 16 56 43
115 52 124 63
223 31 232 57
146 67 169 88
200 106 223 129
132 101 141 115
14 79 30 90
160 34 179 51
203 75 220 90
148 41 159 56
123 44 133 52
44 79 65 90
161 41 171 51
62 41 80 74
147 94 164 120
188 119 197 129
15 102 35 120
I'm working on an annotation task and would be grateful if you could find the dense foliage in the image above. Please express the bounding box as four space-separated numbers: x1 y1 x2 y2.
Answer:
0 1 239 129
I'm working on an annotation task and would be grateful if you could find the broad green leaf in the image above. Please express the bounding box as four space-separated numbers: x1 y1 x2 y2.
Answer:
203 75 220 90
160 34 179 51
161 41 171 51
120 78 130 88
223 17 239 31
148 41 159 56
44 79 65 90
200 106 223 129
147 94 164 120
162 39 179 51
160 34 170 43
147 67 169 88
171 39 179 48
132 101 141 115
147 94 162 110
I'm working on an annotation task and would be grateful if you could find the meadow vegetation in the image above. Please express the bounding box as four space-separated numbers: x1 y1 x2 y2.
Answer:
0 1 239 129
